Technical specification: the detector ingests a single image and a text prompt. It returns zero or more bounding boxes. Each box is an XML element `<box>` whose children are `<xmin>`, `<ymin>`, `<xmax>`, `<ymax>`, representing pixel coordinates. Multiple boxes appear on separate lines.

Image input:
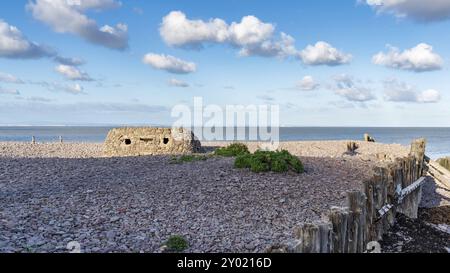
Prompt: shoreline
<box><xmin>0</xmin><ymin>140</ymin><xmax>410</xmax><ymax>159</ymax></box>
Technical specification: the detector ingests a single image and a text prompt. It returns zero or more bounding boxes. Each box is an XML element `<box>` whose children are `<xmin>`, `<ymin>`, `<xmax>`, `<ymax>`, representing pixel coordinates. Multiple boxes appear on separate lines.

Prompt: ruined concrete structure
<box><xmin>104</xmin><ymin>127</ymin><xmax>201</xmax><ymax>157</ymax></box>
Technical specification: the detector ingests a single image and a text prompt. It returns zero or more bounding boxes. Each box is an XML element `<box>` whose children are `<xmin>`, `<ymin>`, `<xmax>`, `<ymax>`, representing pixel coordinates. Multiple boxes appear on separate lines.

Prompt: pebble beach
<box><xmin>0</xmin><ymin>140</ymin><xmax>440</xmax><ymax>253</ymax></box>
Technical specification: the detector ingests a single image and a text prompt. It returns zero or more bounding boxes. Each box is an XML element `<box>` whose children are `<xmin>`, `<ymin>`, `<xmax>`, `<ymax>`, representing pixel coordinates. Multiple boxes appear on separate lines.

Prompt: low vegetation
<box><xmin>165</xmin><ymin>235</ymin><xmax>189</xmax><ymax>252</ymax></box>
<box><xmin>172</xmin><ymin>143</ymin><xmax>304</xmax><ymax>175</ymax></box>
<box><xmin>437</xmin><ymin>157</ymin><xmax>450</xmax><ymax>171</ymax></box>
<box><xmin>214</xmin><ymin>143</ymin><xmax>250</xmax><ymax>157</ymax></box>
<box><xmin>170</xmin><ymin>154</ymin><xmax>209</xmax><ymax>164</ymax></box>
<box><xmin>235</xmin><ymin>150</ymin><xmax>304</xmax><ymax>173</ymax></box>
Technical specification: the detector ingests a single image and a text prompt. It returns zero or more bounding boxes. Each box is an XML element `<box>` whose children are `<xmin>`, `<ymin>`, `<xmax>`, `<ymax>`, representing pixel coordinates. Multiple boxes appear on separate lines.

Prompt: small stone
<box><xmin>110</xmin><ymin>217</ymin><xmax>120</xmax><ymax>223</ymax></box>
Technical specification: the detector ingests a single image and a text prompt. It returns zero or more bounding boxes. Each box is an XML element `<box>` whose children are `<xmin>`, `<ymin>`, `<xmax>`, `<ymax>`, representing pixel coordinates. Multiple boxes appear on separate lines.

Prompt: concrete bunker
<box><xmin>104</xmin><ymin>127</ymin><xmax>201</xmax><ymax>157</ymax></box>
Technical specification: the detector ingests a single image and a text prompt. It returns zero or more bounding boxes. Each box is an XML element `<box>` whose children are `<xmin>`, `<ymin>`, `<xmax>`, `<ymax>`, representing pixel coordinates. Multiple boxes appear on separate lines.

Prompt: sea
<box><xmin>0</xmin><ymin>126</ymin><xmax>449</xmax><ymax>159</ymax></box>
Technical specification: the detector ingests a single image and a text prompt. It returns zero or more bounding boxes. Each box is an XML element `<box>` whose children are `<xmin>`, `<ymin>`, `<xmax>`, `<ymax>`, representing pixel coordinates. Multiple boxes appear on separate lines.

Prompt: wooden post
<box><xmin>410</xmin><ymin>138</ymin><xmax>426</xmax><ymax>178</ymax></box>
<box><xmin>328</xmin><ymin>207</ymin><xmax>349</xmax><ymax>253</ymax></box>
<box><xmin>59</xmin><ymin>136</ymin><xmax>63</xmax><ymax>143</ymax></box>
<box><xmin>294</xmin><ymin>222</ymin><xmax>332</xmax><ymax>253</ymax></box>
<box><xmin>346</xmin><ymin>191</ymin><xmax>367</xmax><ymax>253</ymax></box>
<box><xmin>364</xmin><ymin>133</ymin><xmax>375</xmax><ymax>142</ymax></box>
<box><xmin>31</xmin><ymin>136</ymin><xmax>36</xmax><ymax>144</ymax></box>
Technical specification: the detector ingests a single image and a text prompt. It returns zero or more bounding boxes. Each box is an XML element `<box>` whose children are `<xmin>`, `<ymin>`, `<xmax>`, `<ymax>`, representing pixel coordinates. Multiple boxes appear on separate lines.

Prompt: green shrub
<box><xmin>437</xmin><ymin>157</ymin><xmax>450</xmax><ymax>171</ymax></box>
<box><xmin>170</xmin><ymin>154</ymin><xmax>208</xmax><ymax>164</ymax></box>
<box><xmin>234</xmin><ymin>150</ymin><xmax>304</xmax><ymax>174</ymax></box>
<box><xmin>214</xmin><ymin>143</ymin><xmax>250</xmax><ymax>157</ymax></box>
<box><xmin>165</xmin><ymin>235</ymin><xmax>188</xmax><ymax>252</ymax></box>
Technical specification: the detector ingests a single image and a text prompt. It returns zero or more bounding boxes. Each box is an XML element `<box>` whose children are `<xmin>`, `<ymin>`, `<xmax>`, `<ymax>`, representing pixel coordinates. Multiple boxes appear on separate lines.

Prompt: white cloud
<box><xmin>417</xmin><ymin>89</ymin><xmax>441</xmax><ymax>103</ymax></box>
<box><xmin>52</xmin><ymin>83</ymin><xmax>85</xmax><ymax>95</ymax></box>
<box><xmin>55</xmin><ymin>64</ymin><xmax>93</xmax><ymax>81</ymax></box>
<box><xmin>228</xmin><ymin>15</ymin><xmax>275</xmax><ymax>46</ymax></box>
<box><xmin>0</xmin><ymin>72</ymin><xmax>24</xmax><ymax>84</ymax></box>
<box><xmin>143</xmin><ymin>53</ymin><xmax>197</xmax><ymax>74</ymax></box>
<box><xmin>159</xmin><ymin>11</ymin><xmax>354</xmax><ymax>63</ymax></box>
<box><xmin>53</xmin><ymin>56</ymin><xmax>85</xmax><ymax>66</ymax></box>
<box><xmin>364</xmin><ymin>0</ymin><xmax>450</xmax><ymax>22</ymax></box>
<box><xmin>168</xmin><ymin>78</ymin><xmax>189</xmax><ymax>88</ymax></box>
<box><xmin>332</xmin><ymin>74</ymin><xmax>376</xmax><ymax>102</ymax></box>
<box><xmin>27</xmin><ymin>0</ymin><xmax>128</xmax><ymax>50</ymax></box>
<box><xmin>383</xmin><ymin>78</ymin><xmax>441</xmax><ymax>103</ymax></box>
<box><xmin>0</xmin><ymin>19</ymin><xmax>86</xmax><ymax>67</ymax></box>
<box><xmin>238</xmin><ymin>32</ymin><xmax>298</xmax><ymax>58</ymax></box>
<box><xmin>296</xmin><ymin>76</ymin><xmax>320</xmax><ymax>91</ymax></box>
<box><xmin>0</xmin><ymin>87</ymin><xmax>20</xmax><ymax>95</ymax></box>
<box><xmin>33</xmin><ymin>81</ymin><xmax>86</xmax><ymax>95</ymax></box>
<box><xmin>0</xmin><ymin>19</ymin><xmax>53</xmax><ymax>59</ymax></box>
<box><xmin>159</xmin><ymin>11</ymin><xmax>300</xmax><ymax>59</ymax></box>
<box><xmin>373</xmin><ymin>43</ymin><xmax>443</xmax><ymax>72</ymax></box>
<box><xmin>299</xmin><ymin>42</ymin><xmax>352</xmax><ymax>66</ymax></box>
<box><xmin>160</xmin><ymin>11</ymin><xmax>229</xmax><ymax>48</ymax></box>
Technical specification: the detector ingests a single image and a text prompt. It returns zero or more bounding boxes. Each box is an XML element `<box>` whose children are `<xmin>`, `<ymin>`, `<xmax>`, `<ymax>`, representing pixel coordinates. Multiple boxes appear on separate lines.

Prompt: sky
<box><xmin>0</xmin><ymin>0</ymin><xmax>450</xmax><ymax>126</ymax></box>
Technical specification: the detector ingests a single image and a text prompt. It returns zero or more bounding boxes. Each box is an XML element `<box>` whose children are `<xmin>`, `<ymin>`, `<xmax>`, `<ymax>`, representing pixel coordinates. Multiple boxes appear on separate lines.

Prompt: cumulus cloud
<box><xmin>299</xmin><ymin>42</ymin><xmax>352</xmax><ymax>66</ymax></box>
<box><xmin>55</xmin><ymin>64</ymin><xmax>93</xmax><ymax>81</ymax></box>
<box><xmin>159</xmin><ymin>11</ymin><xmax>300</xmax><ymax>59</ymax></box>
<box><xmin>160</xmin><ymin>11</ymin><xmax>230</xmax><ymax>48</ymax></box>
<box><xmin>331</xmin><ymin>74</ymin><xmax>376</xmax><ymax>102</ymax></box>
<box><xmin>159</xmin><ymin>11</ymin><xmax>353</xmax><ymax>63</ymax></box>
<box><xmin>27</xmin><ymin>0</ymin><xmax>128</xmax><ymax>50</ymax></box>
<box><xmin>168</xmin><ymin>78</ymin><xmax>189</xmax><ymax>88</ymax></box>
<box><xmin>0</xmin><ymin>19</ymin><xmax>86</xmax><ymax>68</ymax></box>
<box><xmin>0</xmin><ymin>72</ymin><xmax>24</xmax><ymax>84</ymax></box>
<box><xmin>143</xmin><ymin>53</ymin><xmax>197</xmax><ymax>74</ymax></box>
<box><xmin>373</xmin><ymin>43</ymin><xmax>443</xmax><ymax>72</ymax></box>
<box><xmin>297</xmin><ymin>76</ymin><xmax>320</xmax><ymax>91</ymax></box>
<box><xmin>363</xmin><ymin>0</ymin><xmax>450</xmax><ymax>22</ymax></box>
<box><xmin>238</xmin><ymin>32</ymin><xmax>298</xmax><ymax>58</ymax></box>
<box><xmin>383</xmin><ymin>78</ymin><xmax>441</xmax><ymax>103</ymax></box>
<box><xmin>0</xmin><ymin>86</ymin><xmax>20</xmax><ymax>95</ymax></box>
<box><xmin>0</xmin><ymin>19</ymin><xmax>53</xmax><ymax>59</ymax></box>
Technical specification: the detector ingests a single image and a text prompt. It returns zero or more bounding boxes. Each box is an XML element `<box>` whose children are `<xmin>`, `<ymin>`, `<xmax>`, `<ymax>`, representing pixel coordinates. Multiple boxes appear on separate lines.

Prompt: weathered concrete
<box><xmin>104</xmin><ymin>127</ymin><xmax>201</xmax><ymax>157</ymax></box>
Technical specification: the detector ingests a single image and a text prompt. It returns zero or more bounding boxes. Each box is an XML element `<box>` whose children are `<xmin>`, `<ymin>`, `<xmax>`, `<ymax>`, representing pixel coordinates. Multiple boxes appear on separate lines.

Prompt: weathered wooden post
<box><xmin>31</xmin><ymin>136</ymin><xmax>36</xmax><ymax>144</ymax></box>
<box><xmin>410</xmin><ymin>138</ymin><xmax>426</xmax><ymax>177</ymax></box>
<box><xmin>59</xmin><ymin>136</ymin><xmax>63</xmax><ymax>143</ymax></box>
<box><xmin>364</xmin><ymin>133</ymin><xmax>375</xmax><ymax>142</ymax></box>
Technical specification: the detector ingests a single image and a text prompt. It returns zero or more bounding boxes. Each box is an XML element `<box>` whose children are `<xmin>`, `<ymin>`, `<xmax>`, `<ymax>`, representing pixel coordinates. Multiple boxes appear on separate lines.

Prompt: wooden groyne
<box><xmin>427</xmin><ymin>159</ymin><xmax>450</xmax><ymax>190</ymax></box>
<box><xmin>275</xmin><ymin>139</ymin><xmax>427</xmax><ymax>253</ymax></box>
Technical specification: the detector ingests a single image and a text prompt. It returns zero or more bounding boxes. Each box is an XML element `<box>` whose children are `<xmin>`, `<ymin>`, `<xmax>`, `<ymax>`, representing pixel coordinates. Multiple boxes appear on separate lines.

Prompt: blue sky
<box><xmin>0</xmin><ymin>0</ymin><xmax>450</xmax><ymax>126</ymax></box>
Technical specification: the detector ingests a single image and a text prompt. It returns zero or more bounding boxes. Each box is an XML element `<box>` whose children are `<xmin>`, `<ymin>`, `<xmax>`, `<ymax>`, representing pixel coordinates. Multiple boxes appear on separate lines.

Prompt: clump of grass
<box><xmin>437</xmin><ymin>157</ymin><xmax>450</xmax><ymax>171</ymax></box>
<box><xmin>235</xmin><ymin>150</ymin><xmax>304</xmax><ymax>174</ymax></box>
<box><xmin>214</xmin><ymin>143</ymin><xmax>250</xmax><ymax>157</ymax></box>
<box><xmin>165</xmin><ymin>235</ymin><xmax>188</xmax><ymax>252</ymax></box>
<box><xmin>170</xmin><ymin>154</ymin><xmax>209</xmax><ymax>164</ymax></box>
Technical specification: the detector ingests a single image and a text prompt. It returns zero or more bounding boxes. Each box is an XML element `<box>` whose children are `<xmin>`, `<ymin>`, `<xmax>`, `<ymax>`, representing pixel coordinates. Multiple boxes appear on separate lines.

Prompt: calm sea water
<box><xmin>0</xmin><ymin>126</ymin><xmax>449</xmax><ymax>159</ymax></box>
